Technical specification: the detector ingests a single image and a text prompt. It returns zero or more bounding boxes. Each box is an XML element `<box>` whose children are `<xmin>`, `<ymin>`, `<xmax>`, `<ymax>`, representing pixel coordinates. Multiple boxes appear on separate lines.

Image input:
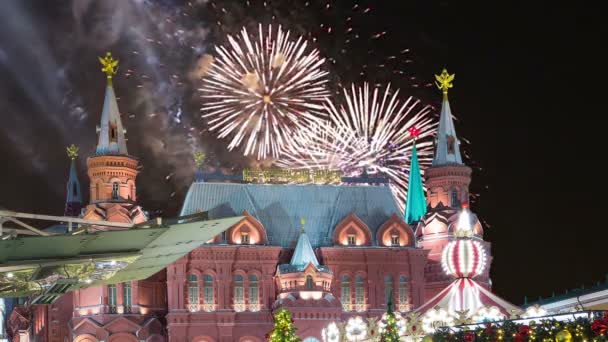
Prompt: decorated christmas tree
<box><xmin>380</xmin><ymin>296</ymin><xmax>401</xmax><ymax>342</ymax></box>
<box><xmin>267</xmin><ymin>309</ymin><xmax>302</xmax><ymax>342</ymax></box>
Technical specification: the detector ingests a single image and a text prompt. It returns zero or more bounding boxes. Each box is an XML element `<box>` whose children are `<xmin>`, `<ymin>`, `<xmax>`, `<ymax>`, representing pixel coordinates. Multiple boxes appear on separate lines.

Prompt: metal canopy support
<box><xmin>0</xmin><ymin>210</ymin><xmax>134</xmax><ymax>233</ymax></box>
<box><xmin>6</xmin><ymin>218</ymin><xmax>49</xmax><ymax>236</ymax></box>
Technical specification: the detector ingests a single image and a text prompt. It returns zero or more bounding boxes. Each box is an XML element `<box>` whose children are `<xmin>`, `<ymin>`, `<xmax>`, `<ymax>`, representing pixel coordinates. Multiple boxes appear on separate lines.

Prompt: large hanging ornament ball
<box><xmin>555</xmin><ymin>329</ymin><xmax>572</xmax><ymax>342</ymax></box>
<box><xmin>441</xmin><ymin>239</ymin><xmax>487</xmax><ymax>278</ymax></box>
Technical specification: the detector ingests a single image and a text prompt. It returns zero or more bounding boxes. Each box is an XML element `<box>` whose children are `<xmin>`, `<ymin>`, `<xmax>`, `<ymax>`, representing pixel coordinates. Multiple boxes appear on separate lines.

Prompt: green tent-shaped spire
<box><xmin>404</xmin><ymin>143</ymin><xmax>427</xmax><ymax>224</ymax></box>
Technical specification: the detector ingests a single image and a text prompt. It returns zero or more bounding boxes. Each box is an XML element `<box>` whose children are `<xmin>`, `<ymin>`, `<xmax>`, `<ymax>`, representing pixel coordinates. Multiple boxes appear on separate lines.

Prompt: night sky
<box><xmin>0</xmin><ymin>1</ymin><xmax>603</xmax><ymax>305</ymax></box>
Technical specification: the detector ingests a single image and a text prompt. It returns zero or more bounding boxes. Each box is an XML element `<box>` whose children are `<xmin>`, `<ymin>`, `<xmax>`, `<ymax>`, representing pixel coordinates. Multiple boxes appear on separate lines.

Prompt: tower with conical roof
<box><xmin>82</xmin><ymin>52</ymin><xmax>147</xmax><ymax>225</ymax></box>
<box><xmin>415</xmin><ymin>69</ymin><xmax>489</xmax><ymax>301</ymax></box>
<box><xmin>64</xmin><ymin>144</ymin><xmax>83</xmax><ymax>217</ymax></box>
<box><xmin>274</xmin><ymin>219</ymin><xmax>341</xmax><ymax>331</ymax></box>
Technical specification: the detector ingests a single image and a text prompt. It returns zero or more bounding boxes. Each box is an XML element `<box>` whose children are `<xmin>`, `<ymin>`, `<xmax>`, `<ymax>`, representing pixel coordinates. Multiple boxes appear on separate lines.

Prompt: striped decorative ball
<box><xmin>441</xmin><ymin>239</ymin><xmax>486</xmax><ymax>278</ymax></box>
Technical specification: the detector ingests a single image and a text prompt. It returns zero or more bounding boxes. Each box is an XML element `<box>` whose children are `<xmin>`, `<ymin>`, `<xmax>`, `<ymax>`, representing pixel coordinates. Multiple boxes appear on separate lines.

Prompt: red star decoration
<box><xmin>408</xmin><ymin>126</ymin><xmax>421</xmax><ymax>138</ymax></box>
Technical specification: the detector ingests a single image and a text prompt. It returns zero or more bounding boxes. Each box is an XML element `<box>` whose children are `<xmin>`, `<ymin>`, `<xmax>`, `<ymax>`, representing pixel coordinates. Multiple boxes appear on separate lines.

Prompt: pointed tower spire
<box><xmin>96</xmin><ymin>52</ymin><xmax>128</xmax><ymax>155</ymax></box>
<box><xmin>65</xmin><ymin>145</ymin><xmax>82</xmax><ymax>217</ymax></box>
<box><xmin>433</xmin><ymin>68</ymin><xmax>463</xmax><ymax>166</ymax></box>
<box><xmin>404</xmin><ymin>127</ymin><xmax>427</xmax><ymax>224</ymax></box>
<box><xmin>290</xmin><ymin>218</ymin><xmax>320</xmax><ymax>267</ymax></box>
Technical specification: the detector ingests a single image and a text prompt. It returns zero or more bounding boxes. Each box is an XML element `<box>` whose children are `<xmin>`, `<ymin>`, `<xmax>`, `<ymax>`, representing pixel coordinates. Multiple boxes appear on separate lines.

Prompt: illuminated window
<box><xmin>384</xmin><ymin>276</ymin><xmax>393</xmax><ymax>305</ymax></box>
<box><xmin>123</xmin><ymin>282</ymin><xmax>132</xmax><ymax>312</ymax></box>
<box><xmin>398</xmin><ymin>276</ymin><xmax>408</xmax><ymax>305</ymax></box>
<box><xmin>203</xmin><ymin>275</ymin><xmax>213</xmax><ymax>306</ymax></box>
<box><xmin>305</xmin><ymin>275</ymin><xmax>314</xmax><ymax>289</ymax></box>
<box><xmin>347</xmin><ymin>234</ymin><xmax>356</xmax><ymax>246</ymax></box>
<box><xmin>108</xmin><ymin>284</ymin><xmax>117</xmax><ymax>312</ymax></box>
<box><xmin>112</xmin><ymin>182</ymin><xmax>119</xmax><ymax>200</ymax></box>
<box><xmin>249</xmin><ymin>275</ymin><xmax>259</xmax><ymax>306</ymax></box>
<box><xmin>341</xmin><ymin>276</ymin><xmax>351</xmax><ymax>310</ymax></box>
<box><xmin>241</xmin><ymin>232</ymin><xmax>250</xmax><ymax>244</ymax></box>
<box><xmin>355</xmin><ymin>276</ymin><xmax>365</xmax><ymax>306</ymax></box>
<box><xmin>391</xmin><ymin>234</ymin><xmax>400</xmax><ymax>246</ymax></box>
<box><xmin>450</xmin><ymin>190</ymin><xmax>459</xmax><ymax>208</ymax></box>
<box><xmin>188</xmin><ymin>274</ymin><xmax>199</xmax><ymax>308</ymax></box>
<box><xmin>234</xmin><ymin>275</ymin><xmax>244</xmax><ymax>306</ymax></box>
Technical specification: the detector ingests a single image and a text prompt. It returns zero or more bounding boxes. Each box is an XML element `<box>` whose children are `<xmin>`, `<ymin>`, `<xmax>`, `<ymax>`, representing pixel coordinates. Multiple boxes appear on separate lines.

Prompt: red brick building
<box><xmin>4</xmin><ymin>65</ymin><xmax>491</xmax><ymax>342</ymax></box>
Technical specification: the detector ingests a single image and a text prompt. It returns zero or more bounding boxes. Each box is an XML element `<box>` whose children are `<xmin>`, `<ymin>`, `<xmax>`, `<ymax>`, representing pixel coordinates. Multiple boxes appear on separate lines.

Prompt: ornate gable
<box><xmin>226</xmin><ymin>210</ymin><xmax>268</xmax><ymax>245</ymax></box>
<box><xmin>333</xmin><ymin>212</ymin><xmax>372</xmax><ymax>246</ymax></box>
<box><xmin>376</xmin><ymin>214</ymin><xmax>415</xmax><ymax>247</ymax></box>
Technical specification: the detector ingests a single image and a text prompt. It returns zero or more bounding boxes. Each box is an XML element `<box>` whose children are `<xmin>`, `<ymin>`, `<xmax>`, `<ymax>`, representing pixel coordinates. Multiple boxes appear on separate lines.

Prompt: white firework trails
<box><xmin>279</xmin><ymin>83</ymin><xmax>437</xmax><ymax>211</ymax></box>
<box><xmin>199</xmin><ymin>24</ymin><xmax>330</xmax><ymax>159</ymax></box>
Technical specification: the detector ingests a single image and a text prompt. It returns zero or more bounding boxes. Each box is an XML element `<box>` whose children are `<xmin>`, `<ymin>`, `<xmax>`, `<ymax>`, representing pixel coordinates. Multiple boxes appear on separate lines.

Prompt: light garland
<box><xmin>473</xmin><ymin>306</ymin><xmax>506</xmax><ymax>323</ymax></box>
<box><xmin>322</xmin><ymin>322</ymin><xmax>340</xmax><ymax>342</ymax></box>
<box><xmin>522</xmin><ymin>305</ymin><xmax>548</xmax><ymax>318</ymax></box>
<box><xmin>346</xmin><ymin>316</ymin><xmax>367</xmax><ymax>341</ymax></box>
<box><xmin>421</xmin><ymin>307</ymin><xmax>455</xmax><ymax>333</ymax></box>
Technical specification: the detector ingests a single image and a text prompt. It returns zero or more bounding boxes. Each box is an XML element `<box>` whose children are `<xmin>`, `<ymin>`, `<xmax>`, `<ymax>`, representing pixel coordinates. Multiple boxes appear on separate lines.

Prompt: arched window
<box><xmin>123</xmin><ymin>282</ymin><xmax>132</xmax><ymax>312</ymax></box>
<box><xmin>450</xmin><ymin>190</ymin><xmax>459</xmax><ymax>208</ymax></box>
<box><xmin>355</xmin><ymin>276</ymin><xmax>365</xmax><ymax>310</ymax></box>
<box><xmin>72</xmin><ymin>184</ymin><xmax>78</xmax><ymax>197</ymax></box>
<box><xmin>203</xmin><ymin>275</ymin><xmax>213</xmax><ymax>309</ymax></box>
<box><xmin>305</xmin><ymin>275</ymin><xmax>314</xmax><ymax>289</ymax></box>
<box><xmin>108</xmin><ymin>284</ymin><xmax>117</xmax><ymax>313</ymax></box>
<box><xmin>187</xmin><ymin>275</ymin><xmax>199</xmax><ymax>312</ymax></box>
<box><xmin>384</xmin><ymin>276</ymin><xmax>394</xmax><ymax>305</ymax></box>
<box><xmin>95</xmin><ymin>183</ymin><xmax>100</xmax><ymax>201</ymax></box>
<box><xmin>398</xmin><ymin>276</ymin><xmax>408</xmax><ymax>307</ymax></box>
<box><xmin>129</xmin><ymin>184</ymin><xmax>134</xmax><ymax>200</ymax></box>
<box><xmin>341</xmin><ymin>276</ymin><xmax>351</xmax><ymax>311</ymax></box>
<box><xmin>249</xmin><ymin>275</ymin><xmax>259</xmax><ymax>311</ymax></box>
<box><xmin>234</xmin><ymin>275</ymin><xmax>244</xmax><ymax>311</ymax></box>
<box><xmin>112</xmin><ymin>182</ymin><xmax>119</xmax><ymax>200</ymax></box>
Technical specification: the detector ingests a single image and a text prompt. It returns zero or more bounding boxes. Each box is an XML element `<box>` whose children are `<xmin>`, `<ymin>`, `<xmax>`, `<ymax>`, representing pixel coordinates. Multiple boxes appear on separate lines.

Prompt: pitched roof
<box><xmin>180</xmin><ymin>182</ymin><xmax>399</xmax><ymax>247</ymax></box>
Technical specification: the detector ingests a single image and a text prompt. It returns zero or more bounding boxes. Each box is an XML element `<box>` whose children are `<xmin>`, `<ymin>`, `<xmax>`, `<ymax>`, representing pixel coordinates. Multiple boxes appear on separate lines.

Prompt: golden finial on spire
<box><xmin>99</xmin><ymin>52</ymin><xmax>119</xmax><ymax>83</ymax></box>
<box><xmin>194</xmin><ymin>151</ymin><xmax>206</xmax><ymax>168</ymax></box>
<box><xmin>300</xmin><ymin>217</ymin><xmax>306</xmax><ymax>233</ymax></box>
<box><xmin>66</xmin><ymin>144</ymin><xmax>79</xmax><ymax>160</ymax></box>
<box><xmin>435</xmin><ymin>68</ymin><xmax>455</xmax><ymax>96</ymax></box>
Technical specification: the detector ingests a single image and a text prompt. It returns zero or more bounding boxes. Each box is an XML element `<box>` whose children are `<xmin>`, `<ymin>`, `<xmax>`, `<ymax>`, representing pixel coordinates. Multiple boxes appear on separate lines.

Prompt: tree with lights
<box><xmin>380</xmin><ymin>295</ymin><xmax>400</xmax><ymax>342</ymax></box>
<box><xmin>267</xmin><ymin>309</ymin><xmax>301</xmax><ymax>342</ymax></box>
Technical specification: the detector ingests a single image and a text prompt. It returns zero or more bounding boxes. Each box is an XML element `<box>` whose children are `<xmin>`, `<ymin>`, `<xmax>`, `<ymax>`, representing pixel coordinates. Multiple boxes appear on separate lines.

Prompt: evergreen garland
<box><xmin>429</xmin><ymin>313</ymin><xmax>608</xmax><ymax>342</ymax></box>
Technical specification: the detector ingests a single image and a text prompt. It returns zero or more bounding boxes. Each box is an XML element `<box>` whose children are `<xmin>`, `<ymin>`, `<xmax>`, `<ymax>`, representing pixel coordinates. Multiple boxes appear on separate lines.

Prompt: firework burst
<box><xmin>199</xmin><ymin>24</ymin><xmax>330</xmax><ymax>159</ymax></box>
<box><xmin>278</xmin><ymin>83</ymin><xmax>437</xmax><ymax>211</ymax></box>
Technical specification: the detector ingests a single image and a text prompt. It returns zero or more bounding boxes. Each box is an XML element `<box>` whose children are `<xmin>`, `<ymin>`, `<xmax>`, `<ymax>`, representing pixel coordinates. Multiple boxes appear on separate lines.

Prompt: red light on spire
<box><xmin>461</xmin><ymin>202</ymin><xmax>469</xmax><ymax>209</ymax></box>
<box><xmin>408</xmin><ymin>126</ymin><xmax>421</xmax><ymax>138</ymax></box>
